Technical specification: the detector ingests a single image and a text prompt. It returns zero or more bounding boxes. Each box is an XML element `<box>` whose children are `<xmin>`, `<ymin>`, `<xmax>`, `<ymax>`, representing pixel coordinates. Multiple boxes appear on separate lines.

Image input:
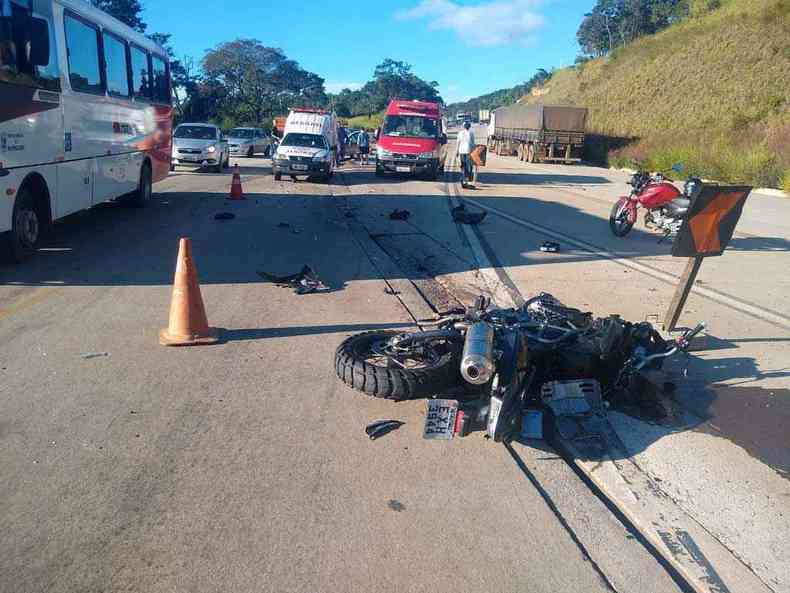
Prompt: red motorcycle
<box><xmin>609</xmin><ymin>168</ymin><xmax>702</xmax><ymax>238</ymax></box>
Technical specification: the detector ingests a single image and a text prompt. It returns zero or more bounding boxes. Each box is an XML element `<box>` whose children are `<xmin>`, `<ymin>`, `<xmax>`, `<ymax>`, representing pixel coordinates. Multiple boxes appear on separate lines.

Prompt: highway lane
<box><xmin>0</xmin><ymin>155</ymin><xmax>687</xmax><ymax>593</ymax></box>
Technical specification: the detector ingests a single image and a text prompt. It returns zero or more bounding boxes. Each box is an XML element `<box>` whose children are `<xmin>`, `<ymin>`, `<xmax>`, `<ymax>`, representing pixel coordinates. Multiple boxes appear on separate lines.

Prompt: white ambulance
<box><xmin>272</xmin><ymin>109</ymin><xmax>337</xmax><ymax>183</ymax></box>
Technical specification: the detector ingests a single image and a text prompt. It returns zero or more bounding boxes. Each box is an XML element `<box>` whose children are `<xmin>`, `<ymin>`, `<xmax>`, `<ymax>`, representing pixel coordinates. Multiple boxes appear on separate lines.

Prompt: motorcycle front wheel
<box><xmin>335</xmin><ymin>331</ymin><xmax>461</xmax><ymax>400</ymax></box>
<box><xmin>609</xmin><ymin>198</ymin><xmax>635</xmax><ymax>237</ymax></box>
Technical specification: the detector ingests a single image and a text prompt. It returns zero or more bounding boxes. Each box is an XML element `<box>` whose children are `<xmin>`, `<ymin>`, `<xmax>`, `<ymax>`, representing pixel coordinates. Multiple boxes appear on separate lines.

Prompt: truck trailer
<box><xmin>489</xmin><ymin>104</ymin><xmax>587</xmax><ymax>164</ymax></box>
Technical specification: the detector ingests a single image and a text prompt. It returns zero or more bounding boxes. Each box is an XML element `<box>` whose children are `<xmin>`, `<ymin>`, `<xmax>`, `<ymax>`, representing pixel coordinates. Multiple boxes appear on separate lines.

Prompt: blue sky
<box><xmin>142</xmin><ymin>0</ymin><xmax>593</xmax><ymax>104</ymax></box>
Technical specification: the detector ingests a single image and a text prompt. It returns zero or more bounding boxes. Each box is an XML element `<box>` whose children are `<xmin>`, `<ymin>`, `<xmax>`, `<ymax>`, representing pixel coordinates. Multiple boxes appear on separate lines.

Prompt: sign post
<box><xmin>663</xmin><ymin>184</ymin><xmax>751</xmax><ymax>332</ymax></box>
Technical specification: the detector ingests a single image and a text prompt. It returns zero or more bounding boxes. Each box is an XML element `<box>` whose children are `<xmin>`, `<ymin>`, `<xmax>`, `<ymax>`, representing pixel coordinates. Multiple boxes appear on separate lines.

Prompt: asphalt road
<box><xmin>4</xmin><ymin>139</ymin><xmax>786</xmax><ymax>593</ymax></box>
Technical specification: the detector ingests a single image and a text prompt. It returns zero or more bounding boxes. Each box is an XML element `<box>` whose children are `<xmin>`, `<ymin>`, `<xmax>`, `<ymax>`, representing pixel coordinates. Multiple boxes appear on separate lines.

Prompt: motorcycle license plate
<box><xmin>423</xmin><ymin>399</ymin><xmax>458</xmax><ymax>440</ymax></box>
<box><xmin>292</xmin><ymin>164</ymin><xmax>308</xmax><ymax>171</ymax></box>
<box><xmin>396</xmin><ymin>166</ymin><xmax>411</xmax><ymax>173</ymax></box>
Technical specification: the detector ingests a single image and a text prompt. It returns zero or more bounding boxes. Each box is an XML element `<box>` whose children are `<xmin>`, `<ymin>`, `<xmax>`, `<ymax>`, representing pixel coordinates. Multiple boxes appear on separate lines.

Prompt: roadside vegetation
<box><xmin>347</xmin><ymin>113</ymin><xmax>384</xmax><ymax>130</ymax></box>
<box><xmin>526</xmin><ymin>0</ymin><xmax>790</xmax><ymax>188</ymax></box>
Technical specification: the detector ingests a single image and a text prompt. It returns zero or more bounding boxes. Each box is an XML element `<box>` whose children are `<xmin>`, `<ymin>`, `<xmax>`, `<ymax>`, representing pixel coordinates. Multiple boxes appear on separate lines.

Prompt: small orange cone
<box><xmin>159</xmin><ymin>238</ymin><xmax>219</xmax><ymax>346</ymax></box>
<box><xmin>229</xmin><ymin>164</ymin><xmax>245</xmax><ymax>200</ymax></box>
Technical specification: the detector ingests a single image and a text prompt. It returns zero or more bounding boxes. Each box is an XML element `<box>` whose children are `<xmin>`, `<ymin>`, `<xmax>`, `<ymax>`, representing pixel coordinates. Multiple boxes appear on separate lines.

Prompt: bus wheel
<box><xmin>7</xmin><ymin>188</ymin><xmax>42</xmax><ymax>262</ymax></box>
<box><xmin>125</xmin><ymin>163</ymin><xmax>152</xmax><ymax>208</ymax></box>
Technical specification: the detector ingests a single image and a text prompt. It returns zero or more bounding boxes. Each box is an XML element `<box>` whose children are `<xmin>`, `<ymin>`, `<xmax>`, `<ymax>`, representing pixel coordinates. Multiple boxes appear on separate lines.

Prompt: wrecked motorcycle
<box><xmin>335</xmin><ymin>293</ymin><xmax>704</xmax><ymax>442</ymax></box>
<box><xmin>609</xmin><ymin>166</ymin><xmax>703</xmax><ymax>239</ymax></box>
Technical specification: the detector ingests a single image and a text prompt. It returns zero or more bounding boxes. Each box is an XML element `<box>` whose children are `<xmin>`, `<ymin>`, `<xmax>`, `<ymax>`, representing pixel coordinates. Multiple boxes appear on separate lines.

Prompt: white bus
<box><xmin>0</xmin><ymin>0</ymin><xmax>173</xmax><ymax>261</ymax></box>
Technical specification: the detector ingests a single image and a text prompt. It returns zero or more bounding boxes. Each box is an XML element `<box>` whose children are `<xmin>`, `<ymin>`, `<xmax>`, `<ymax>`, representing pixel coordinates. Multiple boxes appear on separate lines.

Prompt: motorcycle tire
<box><xmin>609</xmin><ymin>199</ymin><xmax>635</xmax><ymax>237</ymax></box>
<box><xmin>335</xmin><ymin>331</ymin><xmax>461</xmax><ymax>400</ymax></box>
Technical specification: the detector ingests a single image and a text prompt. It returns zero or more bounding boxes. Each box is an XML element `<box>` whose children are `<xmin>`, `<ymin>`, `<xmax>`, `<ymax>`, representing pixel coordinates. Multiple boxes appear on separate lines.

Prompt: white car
<box><xmin>171</xmin><ymin>123</ymin><xmax>229</xmax><ymax>173</ymax></box>
<box><xmin>227</xmin><ymin>127</ymin><xmax>274</xmax><ymax>158</ymax></box>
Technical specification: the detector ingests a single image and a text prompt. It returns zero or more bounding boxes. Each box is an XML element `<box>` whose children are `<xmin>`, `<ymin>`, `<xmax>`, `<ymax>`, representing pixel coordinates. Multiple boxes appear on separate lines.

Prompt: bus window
<box><xmin>0</xmin><ymin>2</ymin><xmax>59</xmax><ymax>90</ymax></box>
<box><xmin>64</xmin><ymin>13</ymin><xmax>102</xmax><ymax>94</ymax></box>
<box><xmin>103</xmin><ymin>32</ymin><xmax>129</xmax><ymax>97</ymax></box>
<box><xmin>151</xmin><ymin>54</ymin><xmax>169</xmax><ymax>104</ymax></box>
<box><xmin>129</xmin><ymin>44</ymin><xmax>150</xmax><ymax>99</ymax></box>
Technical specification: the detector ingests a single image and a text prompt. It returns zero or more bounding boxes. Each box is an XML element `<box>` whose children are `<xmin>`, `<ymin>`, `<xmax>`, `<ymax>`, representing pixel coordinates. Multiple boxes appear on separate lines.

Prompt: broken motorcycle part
<box><xmin>388</xmin><ymin>209</ymin><xmax>411</xmax><ymax>221</ymax></box>
<box><xmin>365</xmin><ymin>420</ymin><xmax>405</xmax><ymax>440</ymax></box>
<box><xmin>451</xmin><ymin>204</ymin><xmax>487</xmax><ymax>225</ymax></box>
<box><xmin>335</xmin><ymin>331</ymin><xmax>461</xmax><ymax>400</ymax></box>
<box><xmin>257</xmin><ymin>265</ymin><xmax>329</xmax><ymax>295</ymax></box>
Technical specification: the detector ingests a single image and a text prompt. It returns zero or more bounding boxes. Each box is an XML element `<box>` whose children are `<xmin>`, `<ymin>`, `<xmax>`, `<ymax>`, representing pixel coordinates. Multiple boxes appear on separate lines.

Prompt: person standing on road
<box><xmin>457</xmin><ymin>121</ymin><xmax>476</xmax><ymax>187</ymax></box>
<box><xmin>357</xmin><ymin>130</ymin><xmax>370</xmax><ymax>165</ymax></box>
<box><xmin>337</xmin><ymin>127</ymin><xmax>348</xmax><ymax>166</ymax></box>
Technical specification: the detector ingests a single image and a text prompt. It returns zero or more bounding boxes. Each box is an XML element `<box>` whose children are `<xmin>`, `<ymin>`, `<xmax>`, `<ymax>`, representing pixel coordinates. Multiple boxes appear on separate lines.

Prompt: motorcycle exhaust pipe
<box><xmin>460</xmin><ymin>322</ymin><xmax>495</xmax><ymax>385</ymax></box>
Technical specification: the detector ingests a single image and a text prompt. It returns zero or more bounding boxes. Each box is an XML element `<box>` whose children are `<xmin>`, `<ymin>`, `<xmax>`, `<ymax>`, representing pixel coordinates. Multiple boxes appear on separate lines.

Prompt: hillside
<box><xmin>521</xmin><ymin>0</ymin><xmax>790</xmax><ymax>190</ymax></box>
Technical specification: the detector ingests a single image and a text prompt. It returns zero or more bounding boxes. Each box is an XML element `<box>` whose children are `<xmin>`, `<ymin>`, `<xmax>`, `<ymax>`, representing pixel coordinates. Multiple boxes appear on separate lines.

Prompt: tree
<box><xmin>576</xmin><ymin>0</ymin><xmax>692</xmax><ymax>58</ymax></box>
<box><xmin>201</xmin><ymin>39</ymin><xmax>325</xmax><ymax>126</ymax></box>
<box><xmin>91</xmin><ymin>0</ymin><xmax>146</xmax><ymax>32</ymax></box>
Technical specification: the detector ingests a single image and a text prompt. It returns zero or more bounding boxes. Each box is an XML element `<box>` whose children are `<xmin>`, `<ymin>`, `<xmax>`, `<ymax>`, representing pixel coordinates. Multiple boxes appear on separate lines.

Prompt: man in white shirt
<box><xmin>456</xmin><ymin>121</ymin><xmax>476</xmax><ymax>187</ymax></box>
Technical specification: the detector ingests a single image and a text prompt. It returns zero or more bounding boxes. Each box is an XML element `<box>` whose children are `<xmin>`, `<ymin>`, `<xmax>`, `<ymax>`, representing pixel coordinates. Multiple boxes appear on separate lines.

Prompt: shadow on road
<box><xmin>0</xmin><ymin>185</ymin><xmax>671</xmax><ymax>287</ymax></box>
<box><xmin>221</xmin><ymin>322</ymin><xmax>413</xmax><ymax>342</ymax></box>
<box><xmin>727</xmin><ymin>236</ymin><xmax>790</xmax><ymax>252</ymax></box>
<box><xmin>477</xmin><ymin>172</ymin><xmax>612</xmax><ymax>186</ymax></box>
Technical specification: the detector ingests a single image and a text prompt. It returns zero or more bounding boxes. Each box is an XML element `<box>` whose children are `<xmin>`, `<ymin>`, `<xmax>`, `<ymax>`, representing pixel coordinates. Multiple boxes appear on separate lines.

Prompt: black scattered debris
<box><xmin>384</xmin><ymin>286</ymin><xmax>401</xmax><ymax>296</ymax></box>
<box><xmin>214</xmin><ymin>212</ymin><xmax>235</xmax><ymax>220</ymax></box>
<box><xmin>540</xmin><ymin>241</ymin><xmax>560</xmax><ymax>253</ymax></box>
<box><xmin>387</xmin><ymin>499</ymin><xmax>406</xmax><ymax>512</ymax></box>
<box><xmin>256</xmin><ymin>265</ymin><xmax>329</xmax><ymax>295</ymax></box>
<box><xmin>389</xmin><ymin>209</ymin><xmax>411</xmax><ymax>221</ymax></box>
<box><xmin>81</xmin><ymin>352</ymin><xmax>109</xmax><ymax>360</ymax></box>
<box><xmin>366</xmin><ymin>419</ymin><xmax>405</xmax><ymax>440</ymax></box>
<box><xmin>451</xmin><ymin>203</ymin><xmax>487</xmax><ymax>225</ymax></box>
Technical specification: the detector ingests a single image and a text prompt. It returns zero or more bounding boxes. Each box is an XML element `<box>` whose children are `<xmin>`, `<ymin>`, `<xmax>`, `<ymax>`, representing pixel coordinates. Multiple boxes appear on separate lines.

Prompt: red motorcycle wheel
<box><xmin>609</xmin><ymin>198</ymin><xmax>636</xmax><ymax>237</ymax></box>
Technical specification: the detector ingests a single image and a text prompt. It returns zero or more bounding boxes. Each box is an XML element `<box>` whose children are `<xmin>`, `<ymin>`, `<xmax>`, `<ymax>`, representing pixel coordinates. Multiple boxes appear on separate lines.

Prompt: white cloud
<box><xmin>325</xmin><ymin>82</ymin><xmax>364</xmax><ymax>94</ymax></box>
<box><xmin>398</xmin><ymin>0</ymin><xmax>544</xmax><ymax>47</ymax></box>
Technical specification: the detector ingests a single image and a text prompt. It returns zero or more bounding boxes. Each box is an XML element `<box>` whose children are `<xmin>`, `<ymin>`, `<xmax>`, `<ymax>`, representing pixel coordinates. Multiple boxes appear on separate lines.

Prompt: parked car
<box><xmin>171</xmin><ymin>123</ymin><xmax>229</xmax><ymax>173</ymax></box>
<box><xmin>272</xmin><ymin>109</ymin><xmax>338</xmax><ymax>182</ymax></box>
<box><xmin>227</xmin><ymin>127</ymin><xmax>274</xmax><ymax>158</ymax></box>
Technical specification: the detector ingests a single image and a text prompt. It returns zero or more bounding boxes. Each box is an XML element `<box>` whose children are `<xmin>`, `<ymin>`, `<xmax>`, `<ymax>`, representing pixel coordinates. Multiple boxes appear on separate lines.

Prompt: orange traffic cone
<box><xmin>159</xmin><ymin>238</ymin><xmax>219</xmax><ymax>346</ymax></box>
<box><xmin>229</xmin><ymin>164</ymin><xmax>245</xmax><ymax>200</ymax></box>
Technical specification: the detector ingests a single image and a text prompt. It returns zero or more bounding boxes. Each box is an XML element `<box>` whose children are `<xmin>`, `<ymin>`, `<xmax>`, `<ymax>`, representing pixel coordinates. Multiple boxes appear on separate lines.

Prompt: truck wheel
<box><xmin>6</xmin><ymin>187</ymin><xmax>45</xmax><ymax>262</ymax></box>
<box><xmin>375</xmin><ymin>166</ymin><xmax>384</xmax><ymax>177</ymax></box>
<box><xmin>274</xmin><ymin>172</ymin><xmax>282</xmax><ymax>181</ymax></box>
<box><xmin>123</xmin><ymin>162</ymin><xmax>152</xmax><ymax>208</ymax></box>
<box><xmin>335</xmin><ymin>331</ymin><xmax>461</xmax><ymax>400</ymax></box>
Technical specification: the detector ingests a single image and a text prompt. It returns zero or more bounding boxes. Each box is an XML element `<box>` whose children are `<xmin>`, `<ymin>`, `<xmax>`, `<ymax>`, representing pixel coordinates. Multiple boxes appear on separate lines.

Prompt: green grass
<box><xmin>524</xmin><ymin>0</ymin><xmax>790</xmax><ymax>188</ymax></box>
<box><xmin>782</xmin><ymin>169</ymin><xmax>790</xmax><ymax>194</ymax></box>
<box><xmin>347</xmin><ymin>113</ymin><xmax>384</xmax><ymax>130</ymax></box>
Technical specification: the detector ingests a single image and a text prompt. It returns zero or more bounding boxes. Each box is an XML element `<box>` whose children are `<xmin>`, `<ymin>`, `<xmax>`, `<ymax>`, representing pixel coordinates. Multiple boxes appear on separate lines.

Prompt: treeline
<box><xmin>576</xmin><ymin>0</ymin><xmax>723</xmax><ymax>60</ymax></box>
<box><xmin>92</xmin><ymin>2</ymin><xmax>441</xmax><ymax>129</ymax></box>
<box><xmin>445</xmin><ymin>69</ymin><xmax>551</xmax><ymax>117</ymax></box>
<box><xmin>327</xmin><ymin>59</ymin><xmax>442</xmax><ymax>118</ymax></box>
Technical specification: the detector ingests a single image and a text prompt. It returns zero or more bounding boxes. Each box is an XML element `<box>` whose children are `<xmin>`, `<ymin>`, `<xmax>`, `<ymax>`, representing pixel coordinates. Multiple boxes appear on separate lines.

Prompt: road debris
<box><xmin>337</xmin><ymin>291</ymin><xmax>704</xmax><ymax>443</ymax></box>
<box><xmin>81</xmin><ymin>352</ymin><xmax>109</xmax><ymax>360</ymax></box>
<box><xmin>451</xmin><ymin>204</ymin><xmax>487</xmax><ymax>225</ymax></box>
<box><xmin>365</xmin><ymin>420</ymin><xmax>405</xmax><ymax>440</ymax></box>
<box><xmin>387</xmin><ymin>499</ymin><xmax>406</xmax><ymax>512</ymax></box>
<box><xmin>257</xmin><ymin>265</ymin><xmax>329</xmax><ymax>295</ymax></box>
<box><xmin>214</xmin><ymin>212</ymin><xmax>235</xmax><ymax>220</ymax></box>
<box><xmin>540</xmin><ymin>241</ymin><xmax>560</xmax><ymax>253</ymax></box>
<box><xmin>389</xmin><ymin>209</ymin><xmax>411</xmax><ymax>221</ymax></box>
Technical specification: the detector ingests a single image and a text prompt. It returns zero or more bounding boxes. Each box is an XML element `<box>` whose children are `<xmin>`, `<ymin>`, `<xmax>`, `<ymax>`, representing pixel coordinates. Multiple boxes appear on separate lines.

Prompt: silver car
<box><xmin>171</xmin><ymin>123</ymin><xmax>229</xmax><ymax>173</ymax></box>
<box><xmin>227</xmin><ymin>127</ymin><xmax>274</xmax><ymax>158</ymax></box>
